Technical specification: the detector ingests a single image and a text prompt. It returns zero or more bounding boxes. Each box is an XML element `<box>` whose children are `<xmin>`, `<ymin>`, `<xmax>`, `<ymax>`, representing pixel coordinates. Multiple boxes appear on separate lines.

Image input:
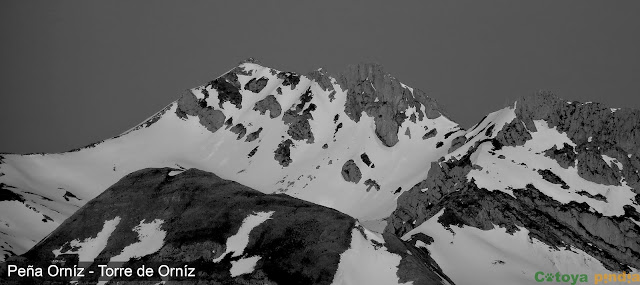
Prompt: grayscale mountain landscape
<box><xmin>1</xmin><ymin>59</ymin><xmax>639</xmax><ymax>284</ymax></box>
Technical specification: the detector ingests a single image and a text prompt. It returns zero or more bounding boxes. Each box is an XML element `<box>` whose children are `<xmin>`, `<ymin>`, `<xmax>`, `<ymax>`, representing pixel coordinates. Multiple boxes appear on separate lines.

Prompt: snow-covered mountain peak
<box><xmin>0</xmin><ymin>61</ymin><xmax>460</xmax><ymax>262</ymax></box>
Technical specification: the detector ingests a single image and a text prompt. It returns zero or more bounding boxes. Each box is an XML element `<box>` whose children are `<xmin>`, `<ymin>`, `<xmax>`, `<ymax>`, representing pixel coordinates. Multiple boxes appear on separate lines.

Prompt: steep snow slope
<box><xmin>392</xmin><ymin>94</ymin><xmax>640</xmax><ymax>283</ymax></box>
<box><xmin>0</xmin><ymin>60</ymin><xmax>458</xmax><ymax>260</ymax></box>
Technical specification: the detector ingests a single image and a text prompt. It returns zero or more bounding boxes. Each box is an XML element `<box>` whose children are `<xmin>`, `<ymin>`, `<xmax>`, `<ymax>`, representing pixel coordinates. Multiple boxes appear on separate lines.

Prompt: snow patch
<box><xmin>229</xmin><ymin>255</ymin><xmax>261</xmax><ymax>277</ymax></box>
<box><xmin>109</xmin><ymin>219</ymin><xmax>166</xmax><ymax>262</ymax></box>
<box><xmin>213</xmin><ymin>211</ymin><xmax>274</xmax><ymax>262</ymax></box>
<box><xmin>52</xmin><ymin>217</ymin><xmax>121</xmax><ymax>262</ymax></box>
<box><xmin>601</xmin><ymin>154</ymin><xmax>623</xmax><ymax>170</ymax></box>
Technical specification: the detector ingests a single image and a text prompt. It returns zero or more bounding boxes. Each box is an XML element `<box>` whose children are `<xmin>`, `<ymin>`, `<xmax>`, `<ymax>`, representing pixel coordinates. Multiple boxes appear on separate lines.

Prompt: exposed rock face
<box><xmin>515</xmin><ymin>92</ymin><xmax>640</xmax><ymax>192</ymax></box>
<box><xmin>422</xmin><ymin>129</ymin><xmax>437</xmax><ymax>140</ymax></box>
<box><xmin>282</xmin><ymin>88</ymin><xmax>315</xmax><ymax>143</ymax></box>
<box><xmin>360</xmin><ymin>153</ymin><xmax>374</xmax><ymax>168</ymax></box>
<box><xmin>244</xmin><ymin>77</ymin><xmax>269</xmax><ymax>93</ymax></box>
<box><xmin>305</xmin><ymin>69</ymin><xmax>334</xmax><ymax>92</ymax></box>
<box><xmin>175</xmin><ymin>91</ymin><xmax>226</xmax><ymax>133</ymax></box>
<box><xmin>392</xmin><ymin>141</ymin><xmax>640</xmax><ymax>271</ymax></box>
<box><xmin>205</xmin><ymin>67</ymin><xmax>247</xmax><ymax>110</ymax></box>
<box><xmin>229</xmin><ymin>123</ymin><xmax>247</xmax><ymax>140</ymax></box>
<box><xmin>8</xmin><ymin>168</ymin><xmax>357</xmax><ymax>284</ymax></box>
<box><xmin>447</xmin><ymin>136</ymin><xmax>466</xmax><ymax>153</ymax></box>
<box><xmin>337</xmin><ymin>63</ymin><xmax>444</xmax><ymax>147</ymax></box>
<box><xmin>391</xmin><ymin>92</ymin><xmax>640</xmax><ymax>273</ymax></box>
<box><xmin>248</xmin><ymin>146</ymin><xmax>259</xmax><ymax>158</ymax></box>
<box><xmin>381</xmin><ymin>231</ymin><xmax>455</xmax><ymax>285</ymax></box>
<box><xmin>537</xmin><ymin>169</ymin><xmax>570</xmax><ymax>189</ymax></box>
<box><xmin>0</xmin><ymin>184</ymin><xmax>23</xmax><ymax>202</ymax></box>
<box><xmin>277</xmin><ymin>72</ymin><xmax>300</xmax><ymax>90</ymax></box>
<box><xmin>364</xmin><ymin>179</ymin><xmax>381</xmax><ymax>192</ymax></box>
<box><xmin>253</xmin><ymin>95</ymin><xmax>282</xmax><ymax>118</ymax></box>
<box><xmin>493</xmin><ymin>119</ymin><xmax>532</xmax><ymax>147</ymax></box>
<box><xmin>245</xmin><ymin>127</ymin><xmax>263</xmax><ymax>143</ymax></box>
<box><xmin>544</xmin><ymin>143</ymin><xmax>577</xmax><ymax>168</ymax></box>
<box><xmin>274</xmin><ymin>139</ymin><xmax>294</xmax><ymax>167</ymax></box>
<box><xmin>341</xmin><ymin>160</ymin><xmax>362</xmax><ymax>183</ymax></box>
<box><xmin>576</xmin><ymin>143</ymin><xmax>623</xmax><ymax>186</ymax></box>
<box><xmin>2</xmin><ymin>168</ymin><xmax>453</xmax><ymax>285</ymax></box>
<box><xmin>62</xmin><ymin>191</ymin><xmax>80</xmax><ymax>202</ymax></box>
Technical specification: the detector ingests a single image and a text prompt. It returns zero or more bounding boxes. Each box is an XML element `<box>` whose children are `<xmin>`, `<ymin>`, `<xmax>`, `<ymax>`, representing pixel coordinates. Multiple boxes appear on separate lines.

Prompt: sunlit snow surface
<box><xmin>332</xmin><ymin>224</ymin><xmax>411</xmax><ymax>285</ymax></box>
<box><xmin>466</xmin><ymin>118</ymin><xmax>638</xmax><ymax>216</ymax></box>
<box><xmin>213</xmin><ymin>211</ymin><xmax>274</xmax><ymax>262</ymax></box>
<box><xmin>229</xmin><ymin>256</ymin><xmax>261</xmax><ymax>277</ymax></box>
<box><xmin>403</xmin><ymin>210</ymin><xmax>629</xmax><ymax>285</ymax></box>
<box><xmin>109</xmin><ymin>219</ymin><xmax>166</xmax><ymax>262</ymax></box>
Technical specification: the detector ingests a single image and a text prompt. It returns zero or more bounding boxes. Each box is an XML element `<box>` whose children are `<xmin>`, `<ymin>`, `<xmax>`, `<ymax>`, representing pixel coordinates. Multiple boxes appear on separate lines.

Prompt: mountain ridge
<box><xmin>1</xmin><ymin>59</ymin><xmax>639</xmax><ymax>284</ymax></box>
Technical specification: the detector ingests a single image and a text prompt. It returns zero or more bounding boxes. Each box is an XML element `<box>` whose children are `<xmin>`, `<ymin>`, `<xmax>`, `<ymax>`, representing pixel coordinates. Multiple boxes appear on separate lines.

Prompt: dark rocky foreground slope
<box><xmin>1</xmin><ymin>168</ymin><xmax>452</xmax><ymax>285</ymax></box>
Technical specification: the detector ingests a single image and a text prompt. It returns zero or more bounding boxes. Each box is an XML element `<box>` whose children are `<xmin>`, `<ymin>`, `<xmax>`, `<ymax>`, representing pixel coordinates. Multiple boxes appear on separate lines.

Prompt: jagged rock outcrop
<box><xmin>364</xmin><ymin>179</ymin><xmax>381</xmax><ymax>192</ymax></box>
<box><xmin>273</xmin><ymin>139</ymin><xmax>294</xmax><ymax>167</ymax></box>
<box><xmin>245</xmin><ymin>127</ymin><xmax>263</xmax><ymax>143</ymax></box>
<box><xmin>360</xmin><ymin>153</ymin><xmax>374</xmax><ymax>168</ymax></box>
<box><xmin>305</xmin><ymin>69</ymin><xmax>334</xmax><ymax>92</ymax></box>
<box><xmin>244</xmin><ymin>77</ymin><xmax>269</xmax><ymax>93</ymax></box>
<box><xmin>282</xmin><ymin>88</ymin><xmax>315</xmax><ymax>143</ymax></box>
<box><xmin>493</xmin><ymin>119</ymin><xmax>532</xmax><ymax>147</ymax></box>
<box><xmin>391</xmin><ymin>93</ymin><xmax>640</xmax><ymax>273</ymax></box>
<box><xmin>337</xmin><ymin>63</ymin><xmax>444</xmax><ymax>147</ymax></box>
<box><xmin>392</xmin><ymin>140</ymin><xmax>640</xmax><ymax>272</ymax></box>
<box><xmin>229</xmin><ymin>124</ymin><xmax>247</xmax><ymax>140</ymax></box>
<box><xmin>515</xmin><ymin>92</ymin><xmax>640</xmax><ymax>192</ymax></box>
<box><xmin>341</xmin><ymin>160</ymin><xmax>362</xmax><ymax>183</ymax></box>
<box><xmin>253</xmin><ymin>95</ymin><xmax>282</xmax><ymax>118</ymax></box>
<box><xmin>544</xmin><ymin>143</ymin><xmax>577</xmax><ymax>168</ymax></box>
<box><xmin>175</xmin><ymin>91</ymin><xmax>226</xmax><ymax>133</ymax></box>
<box><xmin>537</xmin><ymin>169</ymin><xmax>570</xmax><ymax>189</ymax></box>
<box><xmin>276</xmin><ymin>72</ymin><xmax>300</xmax><ymax>90</ymax></box>
<box><xmin>422</xmin><ymin>129</ymin><xmax>437</xmax><ymax>140</ymax></box>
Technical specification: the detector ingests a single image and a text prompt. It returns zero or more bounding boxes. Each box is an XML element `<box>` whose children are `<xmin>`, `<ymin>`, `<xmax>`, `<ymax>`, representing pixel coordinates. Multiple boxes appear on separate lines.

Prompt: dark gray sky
<box><xmin>1</xmin><ymin>1</ymin><xmax>639</xmax><ymax>154</ymax></box>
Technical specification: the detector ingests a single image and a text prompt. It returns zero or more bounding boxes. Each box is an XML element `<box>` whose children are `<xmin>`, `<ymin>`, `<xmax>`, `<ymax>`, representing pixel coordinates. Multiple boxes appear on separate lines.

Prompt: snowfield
<box><xmin>332</xmin><ymin>223</ymin><xmax>411</xmax><ymax>285</ymax></box>
<box><xmin>403</xmin><ymin>210</ymin><xmax>621</xmax><ymax>285</ymax></box>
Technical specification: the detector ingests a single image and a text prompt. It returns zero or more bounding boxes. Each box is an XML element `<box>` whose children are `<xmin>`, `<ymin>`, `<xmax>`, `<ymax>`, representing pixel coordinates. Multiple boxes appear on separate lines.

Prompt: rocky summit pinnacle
<box><xmin>1</xmin><ymin>60</ymin><xmax>639</xmax><ymax>285</ymax></box>
<box><xmin>337</xmin><ymin>62</ymin><xmax>446</xmax><ymax>147</ymax></box>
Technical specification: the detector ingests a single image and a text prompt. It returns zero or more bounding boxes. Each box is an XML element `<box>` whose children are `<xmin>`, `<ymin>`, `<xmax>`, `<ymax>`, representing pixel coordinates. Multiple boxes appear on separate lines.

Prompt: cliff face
<box><xmin>176</xmin><ymin>62</ymin><xmax>449</xmax><ymax>149</ymax></box>
<box><xmin>391</xmin><ymin>92</ymin><xmax>640</xmax><ymax>273</ymax></box>
<box><xmin>337</xmin><ymin>63</ymin><xmax>445</xmax><ymax>147</ymax></box>
<box><xmin>515</xmin><ymin>92</ymin><xmax>640</xmax><ymax>190</ymax></box>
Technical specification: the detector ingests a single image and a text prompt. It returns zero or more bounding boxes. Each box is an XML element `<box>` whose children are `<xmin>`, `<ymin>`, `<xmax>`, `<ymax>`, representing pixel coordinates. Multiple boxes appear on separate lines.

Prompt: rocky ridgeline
<box><xmin>391</xmin><ymin>92</ymin><xmax>640</xmax><ymax>272</ymax></box>
<box><xmin>337</xmin><ymin>63</ymin><xmax>445</xmax><ymax>147</ymax></box>
<box><xmin>516</xmin><ymin>92</ymin><xmax>640</xmax><ymax>190</ymax></box>
<box><xmin>5</xmin><ymin>168</ymin><xmax>451</xmax><ymax>285</ymax></box>
<box><xmin>174</xmin><ymin>61</ymin><xmax>449</xmax><ymax>168</ymax></box>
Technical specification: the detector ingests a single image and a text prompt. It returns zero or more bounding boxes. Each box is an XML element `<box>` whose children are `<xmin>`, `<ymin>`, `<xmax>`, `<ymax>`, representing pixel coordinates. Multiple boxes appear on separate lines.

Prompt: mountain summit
<box><xmin>1</xmin><ymin>61</ymin><xmax>639</xmax><ymax>284</ymax></box>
